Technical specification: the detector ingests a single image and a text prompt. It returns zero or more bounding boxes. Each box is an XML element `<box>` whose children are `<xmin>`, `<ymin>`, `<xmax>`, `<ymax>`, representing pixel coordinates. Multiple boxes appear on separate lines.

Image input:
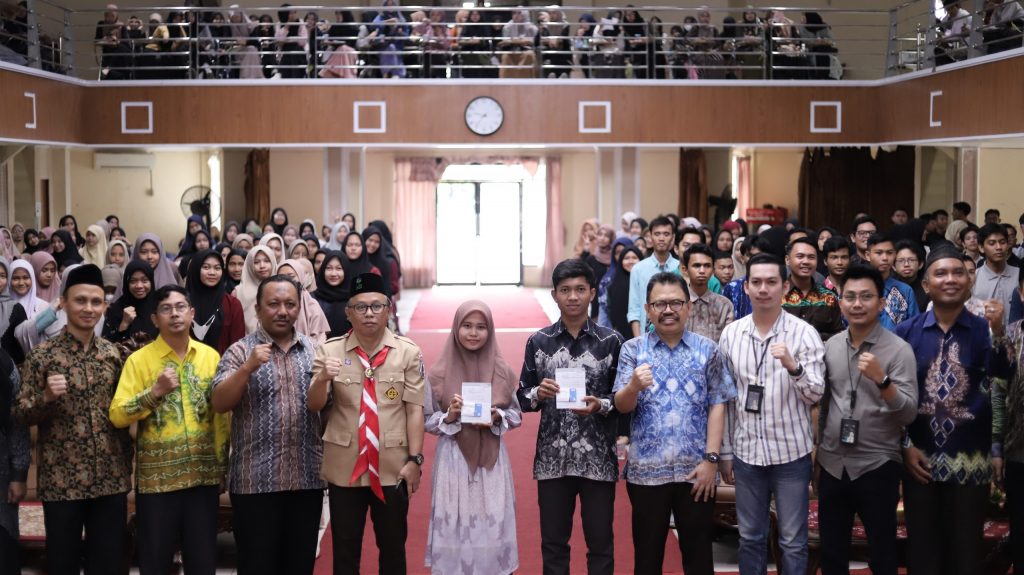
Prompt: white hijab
<box><xmin>9</xmin><ymin>259</ymin><xmax>47</xmax><ymax>320</ymax></box>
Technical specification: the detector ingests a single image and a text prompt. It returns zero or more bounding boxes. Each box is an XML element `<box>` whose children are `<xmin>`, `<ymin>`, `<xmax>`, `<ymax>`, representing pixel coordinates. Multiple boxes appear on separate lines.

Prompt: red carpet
<box><xmin>313</xmin><ymin>288</ymin><xmax>684</xmax><ymax>574</ymax></box>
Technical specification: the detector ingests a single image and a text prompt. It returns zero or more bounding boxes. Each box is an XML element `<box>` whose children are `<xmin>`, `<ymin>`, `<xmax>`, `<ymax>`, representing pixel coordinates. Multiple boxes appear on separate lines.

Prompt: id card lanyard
<box><xmin>745</xmin><ymin>334</ymin><xmax>774</xmax><ymax>414</ymax></box>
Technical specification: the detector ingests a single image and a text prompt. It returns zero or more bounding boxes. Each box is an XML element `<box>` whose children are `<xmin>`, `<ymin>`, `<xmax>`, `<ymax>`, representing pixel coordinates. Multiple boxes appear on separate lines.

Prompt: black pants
<box><xmin>1</xmin><ymin>526</ymin><xmax>19</xmax><ymax>575</ymax></box>
<box><xmin>328</xmin><ymin>483</ymin><xmax>408</xmax><ymax>575</ymax></box>
<box><xmin>537</xmin><ymin>477</ymin><xmax>615</xmax><ymax>575</ymax></box>
<box><xmin>902</xmin><ymin>475</ymin><xmax>988</xmax><ymax>575</ymax></box>
<box><xmin>1006</xmin><ymin>460</ymin><xmax>1024</xmax><ymax>574</ymax></box>
<box><xmin>625</xmin><ymin>481</ymin><xmax>715</xmax><ymax>575</ymax></box>
<box><xmin>818</xmin><ymin>462</ymin><xmax>901</xmax><ymax>575</ymax></box>
<box><xmin>135</xmin><ymin>485</ymin><xmax>219</xmax><ymax>575</ymax></box>
<box><xmin>42</xmin><ymin>492</ymin><xmax>128</xmax><ymax>575</ymax></box>
<box><xmin>231</xmin><ymin>489</ymin><xmax>323</xmax><ymax>575</ymax></box>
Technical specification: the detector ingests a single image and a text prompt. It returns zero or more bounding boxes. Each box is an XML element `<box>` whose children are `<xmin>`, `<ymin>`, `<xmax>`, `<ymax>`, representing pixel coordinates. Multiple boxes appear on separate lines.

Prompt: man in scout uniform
<box><xmin>308</xmin><ymin>272</ymin><xmax>425</xmax><ymax>575</ymax></box>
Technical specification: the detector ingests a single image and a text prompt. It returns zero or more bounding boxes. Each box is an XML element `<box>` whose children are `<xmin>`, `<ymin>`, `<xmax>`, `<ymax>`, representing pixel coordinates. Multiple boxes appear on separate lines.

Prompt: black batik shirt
<box><xmin>517</xmin><ymin>318</ymin><xmax>623</xmax><ymax>483</ymax></box>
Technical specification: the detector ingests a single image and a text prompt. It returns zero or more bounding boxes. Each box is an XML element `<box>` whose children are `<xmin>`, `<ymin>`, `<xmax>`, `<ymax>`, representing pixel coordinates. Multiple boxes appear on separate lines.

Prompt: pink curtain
<box><xmin>736</xmin><ymin>156</ymin><xmax>752</xmax><ymax>220</ymax></box>
<box><xmin>542</xmin><ymin>157</ymin><xmax>564</xmax><ymax>286</ymax></box>
<box><xmin>394</xmin><ymin>158</ymin><xmax>443</xmax><ymax>288</ymax></box>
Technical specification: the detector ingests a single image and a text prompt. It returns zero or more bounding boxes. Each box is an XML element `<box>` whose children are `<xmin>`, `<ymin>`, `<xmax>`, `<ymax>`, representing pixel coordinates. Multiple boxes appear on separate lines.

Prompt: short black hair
<box><xmin>741</xmin><ymin>235</ymin><xmax>772</xmax><ymax>256</ymax></box>
<box><xmin>894</xmin><ymin>239</ymin><xmax>926</xmax><ymax>264</ymax></box>
<box><xmin>839</xmin><ymin>263</ymin><xmax>885</xmax><ymax>297</ymax></box>
<box><xmin>921</xmin><ymin>212</ymin><xmax>936</xmax><ymax>224</ymax></box>
<box><xmin>256</xmin><ymin>274</ymin><xmax>301</xmax><ymax>305</ymax></box>
<box><xmin>713</xmin><ymin>250</ymin><xmax>733</xmax><ymax>263</ymax></box>
<box><xmin>1019</xmin><ymin>212</ymin><xmax>1024</xmax><ymax>225</ymax></box>
<box><xmin>978</xmin><ymin>222</ymin><xmax>1008</xmax><ymax>244</ymax></box>
<box><xmin>959</xmin><ymin>224</ymin><xmax>979</xmax><ymax>242</ymax></box>
<box><xmin>933</xmin><ymin>209</ymin><xmax>949</xmax><ymax>218</ymax></box>
<box><xmin>649</xmin><ymin>216</ymin><xmax>674</xmax><ymax>232</ymax></box>
<box><xmin>788</xmin><ymin>227</ymin><xmax>813</xmax><ymax>240</ymax></box>
<box><xmin>682</xmin><ymin>243</ymin><xmax>714</xmax><ymax>267</ymax></box>
<box><xmin>985</xmin><ymin>208</ymin><xmax>1001</xmax><ymax>217</ymax></box>
<box><xmin>552</xmin><ymin>258</ymin><xmax>596</xmax><ymax>289</ymax></box>
<box><xmin>953</xmin><ymin>201</ymin><xmax>971</xmax><ymax>216</ymax></box>
<box><xmin>892</xmin><ymin>207</ymin><xmax>909</xmax><ymax>215</ymax></box>
<box><xmin>866</xmin><ymin>232</ymin><xmax>893</xmax><ymax>250</ymax></box>
<box><xmin>822</xmin><ymin>236</ymin><xmax>852</xmax><ymax>258</ymax></box>
<box><xmin>786</xmin><ymin>237</ymin><xmax>818</xmax><ymax>255</ymax></box>
<box><xmin>646</xmin><ymin>271</ymin><xmax>690</xmax><ymax>301</ymax></box>
<box><xmin>677</xmin><ymin>226</ymin><xmax>704</xmax><ymax>243</ymax></box>
<box><xmin>1002</xmin><ymin>223</ymin><xmax>1017</xmax><ymax>237</ymax></box>
<box><xmin>746</xmin><ymin>253</ymin><xmax>788</xmax><ymax>281</ymax></box>
<box><xmin>153</xmin><ymin>284</ymin><xmax>189</xmax><ymax>306</ymax></box>
<box><xmin>852</xmin><ymin>215</ymin><xmax>877</xmax><ymax>233</ymax></box>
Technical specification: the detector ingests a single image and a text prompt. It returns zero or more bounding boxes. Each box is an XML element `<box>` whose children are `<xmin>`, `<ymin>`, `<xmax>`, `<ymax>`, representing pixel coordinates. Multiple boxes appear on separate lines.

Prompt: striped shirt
<box><xmin>719</xmin><ymin>310</ymin><xmax>826</xmax><ymax>466</ymax></box>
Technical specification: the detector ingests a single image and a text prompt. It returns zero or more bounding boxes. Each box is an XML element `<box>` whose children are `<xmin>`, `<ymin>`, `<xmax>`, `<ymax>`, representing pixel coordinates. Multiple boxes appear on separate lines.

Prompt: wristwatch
<box><xmin>406</xmin><ymin>454</ymin><xmax>424</xmax><ymax>466</ymax></box>
<box><xmin>877</xmin><ymin>375</ymin><xmax>892</xmax><ymax>390</ymax></box>
<box><xmin>704</xmin><ymin>452</ymin><xmax>721</xmax><ymax>464</ymax></box>
<box><xmin>787</xmin><ymin>364</ymin><xmax>805</xmax><ymax>377</ymax></box>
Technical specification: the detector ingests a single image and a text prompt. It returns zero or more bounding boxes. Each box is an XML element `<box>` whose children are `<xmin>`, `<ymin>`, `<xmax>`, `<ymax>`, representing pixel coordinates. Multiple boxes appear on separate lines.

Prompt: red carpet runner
<box><xmin>313</xmin><ymin>287</ymin><xmax>685</xmax><ymax>574</ymax></box>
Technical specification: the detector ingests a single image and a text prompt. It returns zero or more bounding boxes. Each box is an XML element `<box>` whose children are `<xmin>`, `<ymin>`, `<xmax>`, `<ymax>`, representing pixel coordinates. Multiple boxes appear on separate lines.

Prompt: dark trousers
<box><xmin>537</xmin><ymin>476</ymin><xmax>615</xmax><ymax>575</ymax></box>
<box><xmin>135</xmin><ymin>485</ymin><xmax>219</xmax><ymax>575</ymax></box>
<box><xmin>902</xmin><ymin>475</ymin><xmax>988</xmax><ymax>575</ymax></box>
<box><xmin>625</xmin><ymin>481</ymin><xmax>715</xmax><ymax>575</ymax></box>
<box><xmin>231</xmin><ymin>489</ymin><xmax>323</xmax><ymax>575</ymax></box>
<box><xmin>1</xmin><ymin>526</ymin><xmax>19</xmax><ymax>575</ymax></box>
<box><xmin>42</xmin><ymin>492</ymin><xmax>128</xmax><ymax>575</ymax></box>
<box><xmin>818</xmin><ymin>462</ymin><xmax>901</xmax><ymax>575</ymax></box>
<box><xmin>1006</xmin><ymin>460</ymin><xmax>1024</xmax><ymax>574</ymax></box>
<box><xmin>328</xmin><ymin>483</ymin><xmax>408</xmax><ymax>575</ymax></box>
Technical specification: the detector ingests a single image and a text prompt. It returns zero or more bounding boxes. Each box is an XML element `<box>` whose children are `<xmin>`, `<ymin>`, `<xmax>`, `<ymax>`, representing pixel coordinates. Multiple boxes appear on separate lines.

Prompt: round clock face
<box><xmin>465</xmin><ymin>97</ymin><xmax>504</xmax><ymax>136</ymax></box>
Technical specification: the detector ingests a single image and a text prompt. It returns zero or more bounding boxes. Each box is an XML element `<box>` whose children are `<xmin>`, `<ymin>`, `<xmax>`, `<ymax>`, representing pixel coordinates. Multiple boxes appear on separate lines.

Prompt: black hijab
<box><xmin>608</xmin><ymin>246</ymin><xmax>643</xmax><ymax>339</ymax></box>
<box><xmin>104</xmin><ymin>260</ymin><xmax>158</xmax><ymax>341</ymax></box>
<box><xmin>362</xmin><ymin>226</ymin><xmax>394</xmax><ymax>294</ymax></box>
<box><xmin>178</xmin><ymin>229</ymin><xmax>212</xmax><ymax>278</ymax></box>
<box><xmin>22</xmin><ymin>229</ymin><xmax>41</xmax><ymax>254</ymax></box>
<box><xmin>58</xmin><ymin>214</ymin><xmax>86</xmax><ymax>247</ymax></box>
<box><xmin>313</xmin><ymin>250</ymin><xmax>352</xmax><ymax>338</ymax></box>
<box><xmin>51</xmin><ymin>229</ymin><xmax>85</xmax><ymax>269</ymax></box>
<box><xmin>178</xmin><ymin>215</ymin><xmax>208</xmax><ymax>257</ymax></box>
<box><xmin>342</xmin><ymin>231</ymin><xmax>375</xmax><ymax>284</ymax></box>
<box><xmin>186</xmin><ymin>250</ymin><xmax>228</xmax><ymax>348</ymax></box>
<box><xmin>224</xmin><ymin>248</ymin><xmax>247</xmax><ymax>293</ymax></box>
<box><xmin>270</xmin><ymin>207</ymin><xmax>289</xmax><ymax>236</ymax></box>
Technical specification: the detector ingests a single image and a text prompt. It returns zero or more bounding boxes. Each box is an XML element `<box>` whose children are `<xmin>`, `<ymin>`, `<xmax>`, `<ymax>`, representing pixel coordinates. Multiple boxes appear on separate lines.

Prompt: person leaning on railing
<box><xmin>498</xmin><ymin>9</ymin><xmax>537</xmax><ymax>79</ymax></box>
<box><xmin>591</xmin><ymin>10</ymin><xmax>624</xmax><ymax>79</ymax></box>
<box><xmin>935</xmin><ymin>1</ymin><xmax>972</xmax><ymax>65</ymax></box>
<box><xmin>688</xmin><ymin>10</ymin><xmax>725</xmax><ymax>80</ymax></box>
<box><xmin>573</xmin><ymin>13</ymin><xmax>596</xmax><ymax>78</ymax></box>
<box><xmin>621</xmin><ymin>7</ymin><xmax>648</xmax><ymax>78</ymax></box>
<box><xmin>249</xmin><ymin>14</ymin><xmax>278</xmax><ymax>79</ymax></box>
<box><xmin>456</xmin><ymin>10</ymin><xmax>493</xmax><ymax>79</ymax></box>
<box><xmin>797</xmin><ymin>12</ymin><xmax>838</xmax><ymax>80</ymax></box>
<box><xmin>538</xmin><ymin>9</ymin><xmax>571</xmax><ymax>79</ymax></box>
<box><xmin>982</xmin><ymin>0</ymin><xmax>1024</xmax><ymax>54</ymax></box>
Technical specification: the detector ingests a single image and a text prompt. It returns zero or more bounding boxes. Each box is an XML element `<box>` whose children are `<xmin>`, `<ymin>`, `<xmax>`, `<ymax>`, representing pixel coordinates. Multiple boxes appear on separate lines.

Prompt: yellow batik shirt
<box><xmin>109</xmin><ymin>335</ymin><xmax>229</xmax><ymax>494</ymax></box>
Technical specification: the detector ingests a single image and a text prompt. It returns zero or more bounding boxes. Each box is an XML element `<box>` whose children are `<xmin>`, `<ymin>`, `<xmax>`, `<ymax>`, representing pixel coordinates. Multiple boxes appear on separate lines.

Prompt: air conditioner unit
<box><xmin>93</xmin><ymin>152</ymin><xmax>155</xmax><ymax>170</ymax></box>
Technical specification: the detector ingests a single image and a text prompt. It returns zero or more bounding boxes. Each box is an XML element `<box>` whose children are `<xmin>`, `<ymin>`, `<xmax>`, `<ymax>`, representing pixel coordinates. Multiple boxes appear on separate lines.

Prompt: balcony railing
<box><xmin>1</xmin><ymin>1</ymin><xmax>1022</xmax><ymax>81</ymax></box>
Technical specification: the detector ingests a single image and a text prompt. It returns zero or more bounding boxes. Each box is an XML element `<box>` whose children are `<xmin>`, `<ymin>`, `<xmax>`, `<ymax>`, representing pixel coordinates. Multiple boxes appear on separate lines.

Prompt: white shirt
<box><xmin>720</xmin><ymin>309</ymin><xmax>826</xmax><ymax>466</ymax></box>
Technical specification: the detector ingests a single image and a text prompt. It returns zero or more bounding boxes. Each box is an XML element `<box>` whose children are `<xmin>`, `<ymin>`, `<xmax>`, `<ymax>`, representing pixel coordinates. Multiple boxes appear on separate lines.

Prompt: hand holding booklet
<box><xmin>555</xmin><ymin>367</ymin><xmax>587</xmax><ymax>409</ymax></box>
<box><xmin>461</xmin><ymin>382</ymin><xmax>492</xmax><ymax>425</ymax></box>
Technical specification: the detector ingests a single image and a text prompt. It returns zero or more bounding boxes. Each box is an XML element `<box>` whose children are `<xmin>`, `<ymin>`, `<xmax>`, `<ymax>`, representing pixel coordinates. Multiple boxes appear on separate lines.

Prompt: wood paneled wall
<box><xmin>2</xmin><ymin>56</ymin><xmax>1023</xmax><ymax>146</ymax></box>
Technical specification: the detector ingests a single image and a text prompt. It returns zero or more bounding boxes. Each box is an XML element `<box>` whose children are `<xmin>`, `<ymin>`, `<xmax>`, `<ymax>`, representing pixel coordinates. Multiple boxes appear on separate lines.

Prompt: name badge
<box><xmin>745</xmin><ymin>385</ymin><xmax>765</xmax><ymax>413</ymax></box>
<box><xmin>840</xmin><ymin>418</ymin><xmax>859</xmax><ymax>445</ymax></box>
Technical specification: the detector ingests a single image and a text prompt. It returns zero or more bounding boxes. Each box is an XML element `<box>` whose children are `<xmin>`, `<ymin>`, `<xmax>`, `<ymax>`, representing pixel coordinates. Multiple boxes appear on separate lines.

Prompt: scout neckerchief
<box><xmin>351</xmin><ymin>345</ymin><xmax>391</xmax><ymax>501</ymax></box>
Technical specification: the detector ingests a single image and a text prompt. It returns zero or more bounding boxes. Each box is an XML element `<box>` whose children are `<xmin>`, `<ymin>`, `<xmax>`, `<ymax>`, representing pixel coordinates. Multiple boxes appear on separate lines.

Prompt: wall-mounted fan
<box><xmin>180</xmin><ymin>185</ymin><xmax>212</xmax><ymax>228</ymax></box>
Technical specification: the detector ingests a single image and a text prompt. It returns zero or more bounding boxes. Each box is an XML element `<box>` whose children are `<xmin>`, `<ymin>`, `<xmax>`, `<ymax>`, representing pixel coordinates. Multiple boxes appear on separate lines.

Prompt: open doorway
<box><xmin>435</xmin><ymin>163</ymin><xmax>546</xmax><ymax>286</ymax></box>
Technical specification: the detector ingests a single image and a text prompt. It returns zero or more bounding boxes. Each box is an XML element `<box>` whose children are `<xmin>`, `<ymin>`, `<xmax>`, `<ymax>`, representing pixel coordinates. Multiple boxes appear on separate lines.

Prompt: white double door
<box><xmin>435</xmin><ymin>181</ymin><xmax>522</xmax><ymax>285</ymax></box>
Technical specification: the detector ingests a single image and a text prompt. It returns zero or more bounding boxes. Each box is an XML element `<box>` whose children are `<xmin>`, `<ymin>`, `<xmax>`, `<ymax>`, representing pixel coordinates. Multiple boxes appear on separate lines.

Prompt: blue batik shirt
<box><xmin>880</xmin><ymin>275</ymin><xmax>919</xmax><ymax>331</ymax></box>
<box><xmin>614</xmin><ymin>331</ymin><xmax>736</xmax><ymax>486</ymax></box>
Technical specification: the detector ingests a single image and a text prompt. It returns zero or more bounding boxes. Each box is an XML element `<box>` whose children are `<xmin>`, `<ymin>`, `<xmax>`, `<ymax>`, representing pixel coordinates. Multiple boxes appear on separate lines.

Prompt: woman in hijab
<box><xmin>185</xmin><ymin>249</ymin><xmax>245</xmax><ymax>354</ymax></box>
<box><xmin>103</xmin><ymin>260</ymin><xmax>158</xmax><ymax>344</ymax></box>
<box><xmin>424</xmin><ymin>300</ymin><xmax>520</xmax><ymax>574</ymax></box>
<box><xmin>10</xmin><ymin>222</ymin><xmax>26</xmax><ymax>252</ymax></box>
<box><xmin>275</xmin><ymin>259</ymin><xmax>330</xmax><ymax>346</ymax></box>
<box><xmin>298</xmin><ymin>219</ymin><xmax>318</xmax><ymax>240</ymax></box>
<box><xmin>0</xmin><ymin>259</ymin><xmax>29</xmax><ymax>363</ymax></box>
<box><xmin>258</xmin><ymin>232</ymin><xmax>286</xmax><ymax>265</ymax></box>
<box><xmin>583</xmin><ymin>225</ymin><xmax>615</xmax><ymax>318</ymax></box>
<box><xmin>48</xmin><ymin>229</ymin><xmax>84</xmax><ymax>272</ymax></box>
<box><xmin>302</xmin><ymin>234</ymin><xmax>320</xmax><ymax>262</ymax></box>
<box><xmin>281</xmin><ymin>225</ymin><xmax>299</xmax><ymax>247</ymax></box>
<box><xmin>0</xmin><ymin>343</ymin><xmax>28</xmax><ymax>572</ymax></box>
<box><xmin>131</xmin><ymin>233</ymin><xmax>183</xmax><ymax>292</ymax></box>
<box><xmin>324</xmin><ymin>222</ymin><xmax>350</xmax><ymax>252</ymax></box>
<box><xmin>177</xmin><ymin>229</ymin><xmax>213</xmax><ymax>278</ymax></box>
<box><xmin>235</xmin><ymin>245</ymin><xmax>277</xmax><ymax>333</ymax></box>
<box><xmin>225</xmin><ymin>248</ymin><xmax>247</xmax><ymax>292</ymax></box>
<box><xmin>596</xmin><ymin>237</ymin><xmax>633</xmax><ymax>327</ymax></box>
<box><xmin>242</xmin><ymin>218</ymin><xmax>261</xmax><ymax>237</ymax></box>
<box><xmin>5</xmin><ymin>260</ymin><xmax>52</xmax><ymax>362</ymax></box>
<box><xmin>269</xmin><ymin>207</ymin><xmax>289</xmax><ymax>236</ymax></box>
<box><xmin>232</xmin><ymin>233</ymin><xmax>255</xmax><ymax>252</ymax></box>
<box><xmin>177</xmin><ymin>215</ymin><xmax>208</xmax><ymax>259</ymax></box>
<box><xmin>79</xmin><ymin>224</ymin><xmax>109</xmax><ymax>267</ymax></box>
<box><xmin>732</xmin><ymin>236</ymin><xmax>748</xmax><ymax>279</ymax></box>
<box><xmin>107</xmin><ymin>239</ymin><xmax>130</xmax><ymax>274</ymax></box>
<box><xmin>603</xmin><ymin>245</ymin><xmax>643</xmax><ymax>339</ymax></box>
<box><xmin>28</xmin><ymin>252</ymin><xmax>60</xmax><ymax>304</ymax></box>
<box><xmin>0</xmin><ymin>228</ymin><xmax>18</xmax><ymax>262</ymax></box>
<box><xmin>287</xmin><ymin>238</ymin><xmax>311</xmax><ymax>262</ymax></box>
<box><xmin>362</xmin><ymin>226</ymin><xmax>399</xmax><ymax>299</ymax></box>
<box><xmin>341</xmin><ymin>231</ymin><xmax>379</xmax><ymax>286</ymax></box>
<box><xmin>222</xmin><ymin>221</ymin><xmax>240</xmax><ymax>245</ymax></box>
<box><xmin>58</xmin><ymin>214</ymin><xmax>86</xmax><ymax>248</ymax></box>
<box><xmin>312</xmin><ymin>251</ymin><xmax>352</xmax><ymax>339</ymax></box>
<box><xmin>573</xmin><ymin>218</ymin><xmax>601</xmax><ymax>259</ymax></box>
<box><xmin>20</xmin><ymin>229</ymin><xmax>41</xmax><ymax>255</ymax></box>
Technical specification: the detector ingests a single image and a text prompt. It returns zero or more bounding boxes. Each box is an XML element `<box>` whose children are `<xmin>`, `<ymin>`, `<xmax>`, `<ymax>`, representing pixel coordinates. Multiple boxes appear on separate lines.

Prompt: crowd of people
<box><xmin>0</xmin><ymin>199</ymin><xmax>1022</xmax><ymax>575</ymax></box>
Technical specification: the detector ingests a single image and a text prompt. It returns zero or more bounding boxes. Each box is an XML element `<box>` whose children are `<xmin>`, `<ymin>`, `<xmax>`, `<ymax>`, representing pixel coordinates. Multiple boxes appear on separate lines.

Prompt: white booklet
<box><xmin>555</xmin><ymin>367</ymin><xmax>587</xmax><ymax>410</ymax></box>
<box><xmin>461</xmin><ymin>382</ymin><xmax>492</xmax><ymax>425</ymax></box>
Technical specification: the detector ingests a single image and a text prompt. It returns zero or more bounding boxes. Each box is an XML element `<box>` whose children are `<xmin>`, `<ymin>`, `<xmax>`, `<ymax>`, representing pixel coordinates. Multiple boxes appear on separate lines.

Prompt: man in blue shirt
<box><xmin>627</xmin><ymin>217</ymin><xmax>678</xmax><ymax>337</ymax></box>
<box><xmin>614</xmin><ymin>272</ymin><xmax>735</xmax><ymax>575</ymax></box>
<box><xmin>865</xmin><ymin>233</ymin><xmax>918</xmax><ymax>330</ymax></box>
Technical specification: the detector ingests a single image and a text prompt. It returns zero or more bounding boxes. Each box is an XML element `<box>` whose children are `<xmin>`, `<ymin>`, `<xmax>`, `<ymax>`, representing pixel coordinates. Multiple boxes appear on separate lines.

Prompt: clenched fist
<box><xmin>244</xmin><ymin>343</ymin><xmax>272</xmax><ymax>373</ymax></box>
<box><xmin>43</xmin><ymin>374</ymin><xmax>68</xmax><ymax>403</ymax></box>
<box><xmin>153</xmin><ymin>367</ymin><xmax>179</xmax><ymax>398</ymax></box>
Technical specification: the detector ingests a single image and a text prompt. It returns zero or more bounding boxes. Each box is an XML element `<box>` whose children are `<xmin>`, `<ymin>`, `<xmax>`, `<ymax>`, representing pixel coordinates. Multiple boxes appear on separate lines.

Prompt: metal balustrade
<box><xmin>0</xmin><ymin>1</ymin><xmax>1022</xmax><ymax>81</ymax></box>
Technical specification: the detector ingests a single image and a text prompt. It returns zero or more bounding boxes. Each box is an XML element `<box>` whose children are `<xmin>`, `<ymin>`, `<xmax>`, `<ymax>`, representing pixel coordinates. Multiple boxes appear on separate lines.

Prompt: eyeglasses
<box><xmin>841</xmin><ymin>293</ymin><xmax>878</xmax><ymax>304</ymax></box>
<box><xmin>347</xmin><ymin>302</ymin><xmax>389</xmax><ymax>315</ymax></box>
<box><xmin>854</xmin><ymin>230</ymin><xmax>877</xmax><ymax>237</ymax></box>
<box><xmin>157</xmin><ymin>302</ymin><xmax>191</xmax><ymax>315</ymax></box>
<box><xmin>649</xmin><ymin>299</ymin><xmax>687</xmax><ymax>312</ymax></box>
<box><xmin>895</xmin><ymin>258</ymin><xmax>918</xmax><ymax>266</ymax></box>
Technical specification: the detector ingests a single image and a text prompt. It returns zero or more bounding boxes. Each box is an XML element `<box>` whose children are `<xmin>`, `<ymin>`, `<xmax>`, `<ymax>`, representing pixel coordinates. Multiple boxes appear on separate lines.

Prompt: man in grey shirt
<box><xmin>974</xmin><ymin>223</ymin><xmax>1019</xmax><ymax>325</ymax></box>
<box><xmin>817</xmin><ymin>264</ymin><xmax>918</xmax><ymax>575</ymax></box>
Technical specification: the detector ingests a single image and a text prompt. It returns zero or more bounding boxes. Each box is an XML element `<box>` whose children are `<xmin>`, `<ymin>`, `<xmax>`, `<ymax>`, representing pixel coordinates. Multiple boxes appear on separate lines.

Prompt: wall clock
<box><xmin>465</xmin><ymin>96</ymin><xmax>504</xmax><ymax>136</ymax></box>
